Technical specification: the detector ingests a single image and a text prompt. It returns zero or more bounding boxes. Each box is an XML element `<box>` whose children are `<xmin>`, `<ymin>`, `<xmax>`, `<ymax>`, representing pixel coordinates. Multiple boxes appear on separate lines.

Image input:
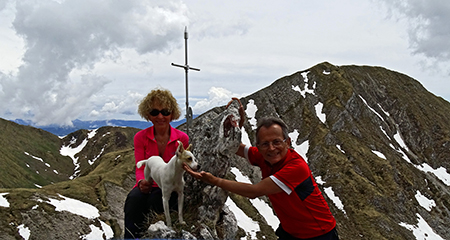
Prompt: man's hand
<box><xmin>183</xmin><ymin>162</ymin><xmax>202</xmax><ymax>178</ymax></box>
<box><xmin>226</xmin><ymin>97</ymin><xmax>245</xmax><ymax>128</ymax></box>
<box><xmin>183</xmin><ymin>163</ymin><xmax>218</xmax><ymax>186</ymax></box>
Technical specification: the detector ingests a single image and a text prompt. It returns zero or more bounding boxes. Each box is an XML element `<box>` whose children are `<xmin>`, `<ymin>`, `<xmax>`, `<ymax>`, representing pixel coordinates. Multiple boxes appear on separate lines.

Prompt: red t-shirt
<box><xmin>247</xmin><ymin>146</ymin><xmax>336</xmax><ymax>239</ymax></box>
<box><xmin>133</xmin><ymin>126</ymin><xmax>189</xmax><ymax>188</ymax></box>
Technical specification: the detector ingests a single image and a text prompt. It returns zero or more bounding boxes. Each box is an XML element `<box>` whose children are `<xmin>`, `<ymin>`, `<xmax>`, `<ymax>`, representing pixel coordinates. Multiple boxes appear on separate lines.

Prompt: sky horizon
<box><xmin>1</xmin><ymin>0</ymin><xmax>449</xmax><ymax>126</ymax></box>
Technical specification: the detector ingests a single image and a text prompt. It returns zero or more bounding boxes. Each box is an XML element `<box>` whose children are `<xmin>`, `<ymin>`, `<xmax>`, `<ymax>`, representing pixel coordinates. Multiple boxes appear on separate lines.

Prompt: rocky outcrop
<box><xmin>178</xmin><ymin>100</ymin><xmax>244</xmax><ymax>239</ymax></box>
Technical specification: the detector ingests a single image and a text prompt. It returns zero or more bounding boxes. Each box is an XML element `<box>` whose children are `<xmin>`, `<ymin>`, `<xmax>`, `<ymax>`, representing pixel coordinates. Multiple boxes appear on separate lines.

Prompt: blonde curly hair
<box><xmin>138</xmin><ymin>88</ymin><xmax>182</xmax><ymax>121</ymax></box>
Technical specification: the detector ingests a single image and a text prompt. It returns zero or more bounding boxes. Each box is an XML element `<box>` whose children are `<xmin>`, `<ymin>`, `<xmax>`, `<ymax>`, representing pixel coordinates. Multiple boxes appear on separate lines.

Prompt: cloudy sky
<box><xmin>0</xmin><ymin>0</ymin><xmax>449</xmax><ymax>126</ymax></box>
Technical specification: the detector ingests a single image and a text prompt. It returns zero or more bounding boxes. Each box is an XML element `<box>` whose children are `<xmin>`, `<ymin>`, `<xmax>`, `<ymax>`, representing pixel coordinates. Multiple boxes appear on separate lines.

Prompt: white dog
<box><xmin>136</xmin><ymin>140</ymin><xmax>198</xmax><ymax>227</ymax></box>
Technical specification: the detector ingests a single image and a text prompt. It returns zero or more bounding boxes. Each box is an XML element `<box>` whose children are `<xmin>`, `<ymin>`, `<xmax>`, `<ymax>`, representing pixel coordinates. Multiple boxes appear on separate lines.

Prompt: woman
<box><xmin>124</xmin><ymin>88</ymin><xmax>189</xmax><ymax>239</ymax></box>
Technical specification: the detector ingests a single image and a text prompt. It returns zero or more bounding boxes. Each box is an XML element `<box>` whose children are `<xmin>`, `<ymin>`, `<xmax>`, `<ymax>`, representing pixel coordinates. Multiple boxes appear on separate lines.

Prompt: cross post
<box><xmin>171</xmin><ymin>26</ymin><xmax>200</xmax><ymax>141</ymax></box>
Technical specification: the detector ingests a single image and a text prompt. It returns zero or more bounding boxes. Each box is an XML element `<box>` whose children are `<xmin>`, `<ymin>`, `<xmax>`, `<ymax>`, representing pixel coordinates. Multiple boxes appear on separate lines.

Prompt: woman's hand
<box><xmin>138</xmin><ymin>179</ymin><xmax>153</xmax><ymax>193</ymax></box>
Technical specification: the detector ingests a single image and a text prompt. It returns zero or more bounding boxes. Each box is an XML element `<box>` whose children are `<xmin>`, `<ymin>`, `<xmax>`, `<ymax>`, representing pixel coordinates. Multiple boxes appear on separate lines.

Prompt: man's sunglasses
<box><xmin>149</xmin><ymin>109</ymin><xmax>171</xmax><ymax>116</ymax></box>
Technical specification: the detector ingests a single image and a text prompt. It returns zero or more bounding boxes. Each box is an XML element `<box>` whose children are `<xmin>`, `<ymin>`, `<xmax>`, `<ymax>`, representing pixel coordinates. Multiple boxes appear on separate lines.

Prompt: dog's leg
<box><xmin>162</xmin><ymin>192</ymin><xmax>172</xmax><ymax>228</ymax></box>
<box><xmin>178</xmin><ymin>190</ymin><xmax>186</xmax><ymax>225</ymax></box>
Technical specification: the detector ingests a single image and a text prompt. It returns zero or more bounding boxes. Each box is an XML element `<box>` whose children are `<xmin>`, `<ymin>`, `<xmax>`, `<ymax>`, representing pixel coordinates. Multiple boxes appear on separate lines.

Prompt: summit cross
<box><xmin>171</xmin><ymin>26</ymin><xmax>200</xmax><ymax>141</ymax></box>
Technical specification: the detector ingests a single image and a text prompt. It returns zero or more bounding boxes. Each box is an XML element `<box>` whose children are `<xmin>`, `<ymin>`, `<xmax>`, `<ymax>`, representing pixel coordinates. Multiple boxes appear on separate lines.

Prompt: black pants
<box><xmin>275</xmin><ymin>225</ymin><xmax>339</xmax><ymax>240</ymax></box>
<box><xmin>123</xmin><ymin>187</ymin><xmax>178</xmax><ymax>239</ymax></box>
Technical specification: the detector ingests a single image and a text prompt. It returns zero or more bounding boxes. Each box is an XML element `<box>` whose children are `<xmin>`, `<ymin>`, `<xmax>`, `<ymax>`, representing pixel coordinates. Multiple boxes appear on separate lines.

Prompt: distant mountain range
<box><xmin>12</xmin><ymin>117</ymin><xmax>192</xmax><ymax>136</ymax></box>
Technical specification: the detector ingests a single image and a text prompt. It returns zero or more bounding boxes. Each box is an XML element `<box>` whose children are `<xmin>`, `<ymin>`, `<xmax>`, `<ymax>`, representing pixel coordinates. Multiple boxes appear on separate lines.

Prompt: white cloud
<box><xmin>88</xmin><ymin>110</ymin><xmax>99</xmax><ymax>117</ymax></box>
<box><xmin>1</xmin><ymin>0</ymin><xmax>450</xmax><ymax>126</ymax></box>
<box><xmin>89</xmin><ymin>90</ymin><xmax>144</xmax><ymax>120</ymax></box>
<box><xmin>191</xmin><ymin>86</ymin><xmax>244</xmax><ymax>114</ymax></box>
<box><xmin>0</xmin><ymin>0</ymin><xmax>190</xmax><ymax>126</ymax></box>
<box><xmin>379</xmin><ymin>0</ymin><xmax>450</xmax><ymax>71</ymax></box>
<box><xmin>101</xmin><ymin>102</ymin><xmax>120</xmax><ymax>113</ymax></box>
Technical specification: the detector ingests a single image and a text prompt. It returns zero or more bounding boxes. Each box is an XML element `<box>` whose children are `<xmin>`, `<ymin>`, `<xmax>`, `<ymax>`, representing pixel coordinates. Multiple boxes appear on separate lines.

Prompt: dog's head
<box><xmin>176</xmin><ymin>140</ymin><xmax>199</xmax><ymax>171</ymax></box>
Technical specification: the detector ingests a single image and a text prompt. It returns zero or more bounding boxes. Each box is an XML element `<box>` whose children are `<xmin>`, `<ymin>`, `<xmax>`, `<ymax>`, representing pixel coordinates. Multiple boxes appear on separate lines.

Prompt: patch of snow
<box><xmin>231</xmin><ymin>167</ymin><xmax>252</xmax><ymax>184</ymax></box>
<box><xmin>0</xmin><ymin>193</ymin><xmax>10</xmax><ymax>207</ymax></box>
<box><xmin>60</xmin><ymin>137</ymin><xmax>88</xmax><ymax>179</ymax></box>
<box><xmin>289</xmin><ymin>129</ymin><xmax>309</xmax><ymax>162</ymax></box>
<box><xmin>315</xmin><ymin>176</ymin><xmax>326</xmax><ymax>185</ymax></box>
<box><xmin>230</xmin><ymin>168</ymin><xmax>279</xmax><ymax>231</ymax></box>
<box><xmin>415</xmin><ymin>164</ymin><xmax>450</xmax><ymax>186</ymax></box>
<box><xmin>371</xmin><ymin>150</ymin><xmax>386</xmax><ymax>160</ymax></box>
<box><xmin>415</xmin><ymin>190</ymin><xmax>436</xmax><ymax>211</ymax></box>
<box><xmin>292</xmin><ymin>85</ymin><xmax>301</xmax><ymax>92</ymax></box>
<box><xmin>225</xmin><ymin>197</ymin><xmax>260</xmax><ymax>240</ymax></box>
<box><xmin>396</xmin><ymin>141</ymin><xmax>450</xmax><ymax>186</ymax></box>
<box><xmin>24</xmin><ymin>152</ymin><xmax>52</xmax><ymax>168</ymax></box>
<box><xmin>324</xmin><ymin>187</ymin><xmax>346</xmax><ymax>215</ymax></box>
<box><xmin>250</xmin><ymin>198</ymin><xmax>279</xmax><ymax>231</ymax></box>
<box><xmin>44</xmin><ymin>194</ymin><xmax>99</xmax><ymax>219</ymax></box>
<box><xmin>292</xmin><ymin>71</ymin><xmax>316</xmax><ymax>98</ymax></box>
<box><xmin>88</xmin><ymin>146</ymin><xmax>105</xmax><ymax>165</ymax></box>
<box><xmin>378</xmin><ymin>103</ymin><xmax>390</xmax><ymax>117</ymax></box>
<box><xmin>323</xmin><ymin>70</ymin><xmax>330</xmax><ymax>75</ymax></box>
<box><xmin>399</xmin><ymin>213</ymin><xmax>445</xmax><ymax>240</ymax></box>
<box><xmin>301</xmin><ymin>71</ymin><xmax>309</xmax><ymax>79</ymax></box>
<box><xmin>292</xmin><ymin>83</ymin><xmax>315</xmax><ymax>98</ymax></box>
<box><xmin>398</xmin><ymin>148</ymin><xmax>413</xmax><ymax>164</ymax></box>
<box><xmin>359</xmin><ymin>95</ymin><xmax>384</xmax><ymax>121</ymax></box>
<box><xmin>82</xmin><ymin>220</ymin><xmax>114</xmax><ymax>240</ymax></box>
<box><xmin>379</xmin><ymin>126</ymin><xmax>390</xmax><ymax>141</ymax></box>
<box><xmin>393</xmin><ymin>129</ymin><xmax>409</xmax><ymax>151</ymax></box>
<box><xmin>245</xmin><ymin>99</ymin><xmax>258</xmax><ymax>130</ymax></box>
<box><xmin>314</xmin><ymin>178</ymin><xmax>346</xmax><ymax>215</ymax></box>
<box><xmin>241</xmin><ymin>126</ymin><xmax>252</xmax><ymax>146</ymax></box>
<box><xmin>87</xmin><ymin>128</ymin><xmax>98</xmax><ymax>139</ymax></box>
<box><xmin>315</xmin><ymin>102</ymin><xmax>326</xmax><ymax>124</ymax></box>
<box><xmin>24</xmin><ymin>152</ymin><xmax>45</xmax><ymax>164</ymax></box>
<box><xmin>61</xmin><ymin>128</ymin><xmax>98</xmax><ymax>173</ymax></box>
<box><xmin>389</xmin><ymin>143</ymin><xmax>396</xmax><ymax>150</ymax></box>
<box><xmin>336</xmin><ymin>145</ymin><xmax>345</xmax><ymax>154</ymax></box>
<box><xmin>18</xmin><ymin>224</ymin><xmax>30</xmax><ymax>240</ymax></box>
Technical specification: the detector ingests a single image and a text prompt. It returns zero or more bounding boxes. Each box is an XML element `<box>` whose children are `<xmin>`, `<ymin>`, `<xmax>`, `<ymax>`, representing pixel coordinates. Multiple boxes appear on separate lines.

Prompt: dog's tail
<box><xmin>136</xmin><ymin>160</ymin><xmax>146</xmax><ymax>169</ymax></box>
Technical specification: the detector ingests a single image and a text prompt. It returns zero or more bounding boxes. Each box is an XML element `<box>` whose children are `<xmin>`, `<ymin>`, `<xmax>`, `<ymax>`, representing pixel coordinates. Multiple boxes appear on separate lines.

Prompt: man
<box><xmin>184</xmin><ymin>102</ymin><xmax>339</xmax><ymax>240</ymax></box>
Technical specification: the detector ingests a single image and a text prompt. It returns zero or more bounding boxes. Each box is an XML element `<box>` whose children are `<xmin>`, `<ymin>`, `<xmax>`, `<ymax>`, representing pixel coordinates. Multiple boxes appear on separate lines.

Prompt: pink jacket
<box><xmin>133</xmin><ymin>126</ymin><xmax>189</xmax><ymax>188</ymax></box>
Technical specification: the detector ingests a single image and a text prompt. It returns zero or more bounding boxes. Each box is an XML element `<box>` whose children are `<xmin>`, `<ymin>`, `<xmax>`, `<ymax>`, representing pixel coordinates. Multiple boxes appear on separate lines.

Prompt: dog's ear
<box><xmin>186</xmin><ymin>144</ymin><xmax>192</xmax><ymax>151</ymax></box>
<box><xmin>176</xmin><ymin>140</ymin><xmax>185</xmax><ymax>155</ymax></box>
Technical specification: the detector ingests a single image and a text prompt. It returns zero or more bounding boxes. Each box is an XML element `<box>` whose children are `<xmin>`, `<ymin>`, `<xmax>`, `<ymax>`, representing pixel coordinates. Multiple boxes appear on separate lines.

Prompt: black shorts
<box><xmin>275</xmin><ymin>225</ymin><xmax>339</xmax><ymax>240</ymax></box>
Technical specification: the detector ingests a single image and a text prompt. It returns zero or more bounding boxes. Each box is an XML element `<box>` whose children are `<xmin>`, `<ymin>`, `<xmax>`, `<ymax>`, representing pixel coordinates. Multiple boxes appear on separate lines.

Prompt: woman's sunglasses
<box><xmin>149</xmin><ymin>109</ymin><xmax>171</xmax><ymax>116</ymax></box>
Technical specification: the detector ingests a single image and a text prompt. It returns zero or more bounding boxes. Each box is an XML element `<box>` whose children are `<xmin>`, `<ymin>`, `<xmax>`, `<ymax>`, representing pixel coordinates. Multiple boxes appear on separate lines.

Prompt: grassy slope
<box><xmin>0</xmin><ymin>118</ymin><xmax>74</xmax><ymax>188</ymax></box>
